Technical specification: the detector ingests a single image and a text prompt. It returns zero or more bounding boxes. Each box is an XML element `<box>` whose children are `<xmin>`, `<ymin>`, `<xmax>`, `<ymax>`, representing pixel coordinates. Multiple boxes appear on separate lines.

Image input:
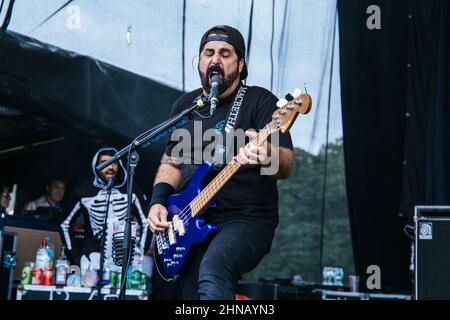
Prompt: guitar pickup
<box><xmin>173</xmin><ymin>215</ymin><xmax>186</xmax><ymax>236</ymax></box>
<box><xmin>168</xmin><ymin>222</ymin><xmax>176</xmax><ymax>245</ymax></box>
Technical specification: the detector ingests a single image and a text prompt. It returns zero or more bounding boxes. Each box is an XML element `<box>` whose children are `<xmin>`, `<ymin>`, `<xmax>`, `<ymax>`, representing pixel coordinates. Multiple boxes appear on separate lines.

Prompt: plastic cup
<box><xmin>348</xmin><ymin>275</ymin><xmax>360</xmax><ymax>292</ymax></box>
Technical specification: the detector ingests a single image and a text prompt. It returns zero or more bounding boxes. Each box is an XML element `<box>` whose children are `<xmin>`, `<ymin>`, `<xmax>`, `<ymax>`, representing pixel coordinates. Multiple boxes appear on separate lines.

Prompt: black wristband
<box><xmin>148</xmin><ymin>182</ymin><xmax>175</xmax><ymax>209</ymax></box>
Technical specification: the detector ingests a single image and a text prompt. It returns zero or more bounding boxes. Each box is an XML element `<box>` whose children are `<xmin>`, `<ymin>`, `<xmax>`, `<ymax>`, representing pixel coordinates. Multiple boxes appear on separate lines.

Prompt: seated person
<box><xmin>23</xmin><ymin>178</ymin><xmax>66</xmax><ymax>222</ymax></box>
<box><xmin>1</xmin><ymin>184</ymin><xmax>11</xmax><ymax>233</ymax></box>
<box><xmin>1</xmin><ymin>183</ymin><xmax>11</xmax><ymax>215</ymax></box>
<box><xmin>24</xmin><ymin>177</ymin><xmax>66</xmax><ymax>211</ymax></box>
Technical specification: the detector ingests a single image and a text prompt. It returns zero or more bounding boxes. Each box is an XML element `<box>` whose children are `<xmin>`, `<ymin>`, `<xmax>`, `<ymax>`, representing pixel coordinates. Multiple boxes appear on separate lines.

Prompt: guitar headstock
<box><xmin>270</xmin><ymin>88</ymin><xmax>312</xmax><ymax>133</ymax></box>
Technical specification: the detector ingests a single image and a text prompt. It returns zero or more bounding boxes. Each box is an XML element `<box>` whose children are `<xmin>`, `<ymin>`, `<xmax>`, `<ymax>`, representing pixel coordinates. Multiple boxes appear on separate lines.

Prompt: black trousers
<box><xmin>152</xmin><ymin>219</ymin><xmax>275</xmax><ymax>300</ymax></box>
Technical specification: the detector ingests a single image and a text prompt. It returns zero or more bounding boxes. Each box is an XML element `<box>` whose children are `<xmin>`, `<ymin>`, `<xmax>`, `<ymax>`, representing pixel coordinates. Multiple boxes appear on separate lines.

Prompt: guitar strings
<box><xmin>157</xmin><ymin>125</ymin><xmax>274</xmax><ymax>243</ymax></box>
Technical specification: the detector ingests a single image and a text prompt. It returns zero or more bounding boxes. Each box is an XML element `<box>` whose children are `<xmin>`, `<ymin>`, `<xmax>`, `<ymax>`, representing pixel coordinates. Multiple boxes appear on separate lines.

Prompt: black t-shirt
<box><xmin>165</xmin><ymin>83</ymin><xmax>293</xmax><ymax>227</ymax></box>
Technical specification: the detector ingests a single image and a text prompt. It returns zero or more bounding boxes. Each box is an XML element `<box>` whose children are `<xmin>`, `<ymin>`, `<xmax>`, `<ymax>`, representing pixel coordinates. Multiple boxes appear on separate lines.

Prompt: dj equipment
<box><xmin>1</xmin><ymin>215</ymin><xmax>62</xmax><ymax>281</ymax></box>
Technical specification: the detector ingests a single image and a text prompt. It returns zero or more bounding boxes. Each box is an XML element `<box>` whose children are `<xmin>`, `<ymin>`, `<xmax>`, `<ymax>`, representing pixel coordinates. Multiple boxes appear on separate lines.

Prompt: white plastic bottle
<box><xmin>35</xmin><ymin>238</ymin><xmax>50</xmax><ymax>270</ymax></box>
<box><xmin>55</xmin><ymin>246</ymin><xmax>69</xmax><ymax>286</ymax></box>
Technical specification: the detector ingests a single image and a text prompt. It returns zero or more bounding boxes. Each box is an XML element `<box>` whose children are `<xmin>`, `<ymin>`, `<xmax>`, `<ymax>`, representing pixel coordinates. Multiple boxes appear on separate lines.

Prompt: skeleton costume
<box><xmin>60</xmin><ymin>147</ymin><xmax>148</xmax><ymax>267</ymax></box>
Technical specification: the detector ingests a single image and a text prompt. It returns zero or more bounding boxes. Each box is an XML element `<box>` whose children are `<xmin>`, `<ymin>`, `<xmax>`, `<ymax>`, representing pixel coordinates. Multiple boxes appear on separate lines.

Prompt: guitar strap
<box><xmin>213</xmin><ymin>84</ymin><xmax>249</xmax><ymax>169</ymax></box>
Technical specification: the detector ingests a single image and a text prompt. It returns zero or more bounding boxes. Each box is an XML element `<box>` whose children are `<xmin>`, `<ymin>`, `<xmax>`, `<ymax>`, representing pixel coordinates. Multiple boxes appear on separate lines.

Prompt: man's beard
<box><xmin>199</xmin><ymin>65</ymin><xmax>240</xmax><ymax>95</ymax></box>
<box><xmin>99</xmin><ymin>170</ymin><xmax>117</xmax><ymax>183</ymax></box>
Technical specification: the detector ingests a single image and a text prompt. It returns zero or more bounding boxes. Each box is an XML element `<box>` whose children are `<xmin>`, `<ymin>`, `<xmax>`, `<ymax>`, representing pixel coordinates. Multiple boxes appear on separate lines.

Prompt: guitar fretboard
<box><xmin>189</xmin><ymin>124</ymin><xmax>273</xmax><ymax>217</ymax></box>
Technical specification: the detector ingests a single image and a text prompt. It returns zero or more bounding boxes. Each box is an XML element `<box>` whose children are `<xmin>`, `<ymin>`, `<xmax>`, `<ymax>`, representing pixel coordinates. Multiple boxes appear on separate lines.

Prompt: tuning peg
<box><xmin>293</xmin><ymin>88</ymin><xmax>302</xmax><ymax>97</ymax></box>
<box><xmin>276</xmin><ymin>98</ymin><xmax>288</xmax><ymax>108</ymax></box>
<box><xmin>285</xmin><ymin>93</ymin><xmax>294</xmax><ymax>101</ymax></box>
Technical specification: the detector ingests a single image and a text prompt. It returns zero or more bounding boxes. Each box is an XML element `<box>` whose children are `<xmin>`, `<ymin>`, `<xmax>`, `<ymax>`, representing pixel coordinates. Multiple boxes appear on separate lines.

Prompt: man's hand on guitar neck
<box><xmin>234</xmin><ymin>130</ymin><xmax>271</xmax><ymax>166</ymax></box>
<box><xmin>234</xmin><ymin>130</ymin><xmax>294</xmax><ymax>179</ymax></box>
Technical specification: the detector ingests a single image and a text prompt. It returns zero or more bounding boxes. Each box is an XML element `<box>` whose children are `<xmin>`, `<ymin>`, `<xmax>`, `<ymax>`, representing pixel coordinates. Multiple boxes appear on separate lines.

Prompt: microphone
<box><xmin>209</xmin><ymin>74</ymin><xmax>223</xmax><ymax>116</ymax></box>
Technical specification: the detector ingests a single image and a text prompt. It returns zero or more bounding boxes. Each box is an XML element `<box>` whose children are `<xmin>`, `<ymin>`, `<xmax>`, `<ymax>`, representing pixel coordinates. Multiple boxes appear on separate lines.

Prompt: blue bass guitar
<box><xmin>154</xmin><ymin>90</ymin><xmax>312</xmax><ymax>279</ymax></box>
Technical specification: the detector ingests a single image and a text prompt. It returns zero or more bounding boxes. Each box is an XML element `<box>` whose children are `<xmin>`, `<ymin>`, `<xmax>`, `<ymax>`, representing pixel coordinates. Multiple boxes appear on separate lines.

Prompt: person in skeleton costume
<box><xmin>60</xmin><ymin>147</ymin><xmax>148</xmax><ymax>268</ymax></box>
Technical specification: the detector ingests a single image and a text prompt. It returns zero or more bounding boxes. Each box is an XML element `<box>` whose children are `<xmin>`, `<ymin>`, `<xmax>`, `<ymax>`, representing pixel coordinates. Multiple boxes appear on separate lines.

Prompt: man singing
<box><xmin>147</xmin><ymin>25</ymin><xmax>295</xmax><ymax>299</ymax></box>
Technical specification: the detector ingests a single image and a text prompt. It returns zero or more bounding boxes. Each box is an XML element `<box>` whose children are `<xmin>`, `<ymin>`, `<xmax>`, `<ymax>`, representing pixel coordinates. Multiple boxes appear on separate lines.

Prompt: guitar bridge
<box><xmin>156</xmin><ymin>233</ymin><xmax>168</xmax><ymax>255</ymax></box>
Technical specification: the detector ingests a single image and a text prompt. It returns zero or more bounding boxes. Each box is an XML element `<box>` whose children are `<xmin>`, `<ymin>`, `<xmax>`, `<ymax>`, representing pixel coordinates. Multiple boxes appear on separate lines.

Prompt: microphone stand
<box><xmin>96</xmin><ymin>182</ymin><xmax>113</xmax><ymax>300</ymax></box>
<box><xmin>117</xmin><ymin>150</ymin><xmax>138</xmax><ymax>300</ymax></box>
<box><xmin>96</xmin><ymin>98</ymin><xmax>207</xmax><ymax>300</ymax></box>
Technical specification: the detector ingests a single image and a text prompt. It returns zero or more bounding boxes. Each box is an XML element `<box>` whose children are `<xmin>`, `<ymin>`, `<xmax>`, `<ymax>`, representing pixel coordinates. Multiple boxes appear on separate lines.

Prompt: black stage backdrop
<box><xmin>339</xmin><ymin>0</ymin><xmax>450</xmax><ymax>292</ymax></box>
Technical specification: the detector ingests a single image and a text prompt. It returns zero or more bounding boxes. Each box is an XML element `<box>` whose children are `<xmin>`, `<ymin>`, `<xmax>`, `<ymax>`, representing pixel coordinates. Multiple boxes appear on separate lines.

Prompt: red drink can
<box><xmin>42</xmin><ymin>268</ymin><xmax>53</xmax><ymax>285</ymax></box>
<box><xmin>31</xmin><ymin>267</ymin><xmax>42</xmax><ymax>285</ymax></box>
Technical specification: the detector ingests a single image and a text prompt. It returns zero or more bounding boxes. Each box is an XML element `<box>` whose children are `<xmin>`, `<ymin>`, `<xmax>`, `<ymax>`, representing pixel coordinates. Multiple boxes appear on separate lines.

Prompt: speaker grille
<box><xmin>416</xmin><ymin>207</ymin><xmax>450</xmax><ymax>300</ymax></box>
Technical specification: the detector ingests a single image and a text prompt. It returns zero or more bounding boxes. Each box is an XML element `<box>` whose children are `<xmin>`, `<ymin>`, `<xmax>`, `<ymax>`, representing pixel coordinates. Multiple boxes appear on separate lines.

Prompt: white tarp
<box><xmin>8</xmin><ymin>0</ymin><xmax>341</xmax><ymax>153</ymax></box>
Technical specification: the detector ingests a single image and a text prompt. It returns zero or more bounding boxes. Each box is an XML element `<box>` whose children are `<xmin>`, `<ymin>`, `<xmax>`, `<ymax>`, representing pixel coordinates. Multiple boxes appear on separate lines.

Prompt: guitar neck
<box><xmin>189</xmin><ymin>125</ymin><xmax>272</xmax><ymax>217</ymax></box>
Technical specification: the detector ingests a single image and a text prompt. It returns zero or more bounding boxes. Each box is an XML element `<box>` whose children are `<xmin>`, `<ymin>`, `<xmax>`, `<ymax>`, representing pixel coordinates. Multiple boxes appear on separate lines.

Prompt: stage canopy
<box><xmin>4</xmin><ymin>0</ymin><xmax>342</xmax><ymax>154</ymax></box>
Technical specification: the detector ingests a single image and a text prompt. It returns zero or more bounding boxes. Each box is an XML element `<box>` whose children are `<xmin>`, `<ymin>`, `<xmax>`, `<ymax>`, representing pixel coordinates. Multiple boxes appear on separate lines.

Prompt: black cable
<box><xmin>270</xmin><ymin>0</ymin><xmax>275</xmax><ymax>92</ymax></box>
<box><xmin>0</xmin><ymin>0</ymin><xmax>5</xmax><ymax>16</ymax></box>
<box><xmin>0</xmin><ymin>0</ymin><xmax>15</xmax><ymax>44</ymax></box>
<box><xmin>308</xmin><ymin>5</ymin><xmax>335</xmax><ymax>153</ymax></box>
<box><xmin>245</xmin><ymin>0</ymin><xmax>254</xmax><ymax>86</ymax></box>
<box><xmin>181</xmin><ymin>0</ymin><xmax>186</xmax><ymax>92</ymax></box>
<box><xmin>319</xmin><ymin>8</ymin><xmax>338</xmax><ymax>276</ymax></box>
<box><xmin>403</xmin><ymin>224</ymin><xmax>415</xmax><ymax>241</ymax></box>
<box><xmin>28</xmin><ymin>0</ymin><xmax>74</xmax><ymax>34</ymax></box>
<box><xmin>277</xmin><ymin>0</ymin><xmax>289</xmax><ymax>93</ymax></box>
<box><xmin>193</xmin><ymin>109</ymin><xmax>213</xmax><ymax>119</ymax></box>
